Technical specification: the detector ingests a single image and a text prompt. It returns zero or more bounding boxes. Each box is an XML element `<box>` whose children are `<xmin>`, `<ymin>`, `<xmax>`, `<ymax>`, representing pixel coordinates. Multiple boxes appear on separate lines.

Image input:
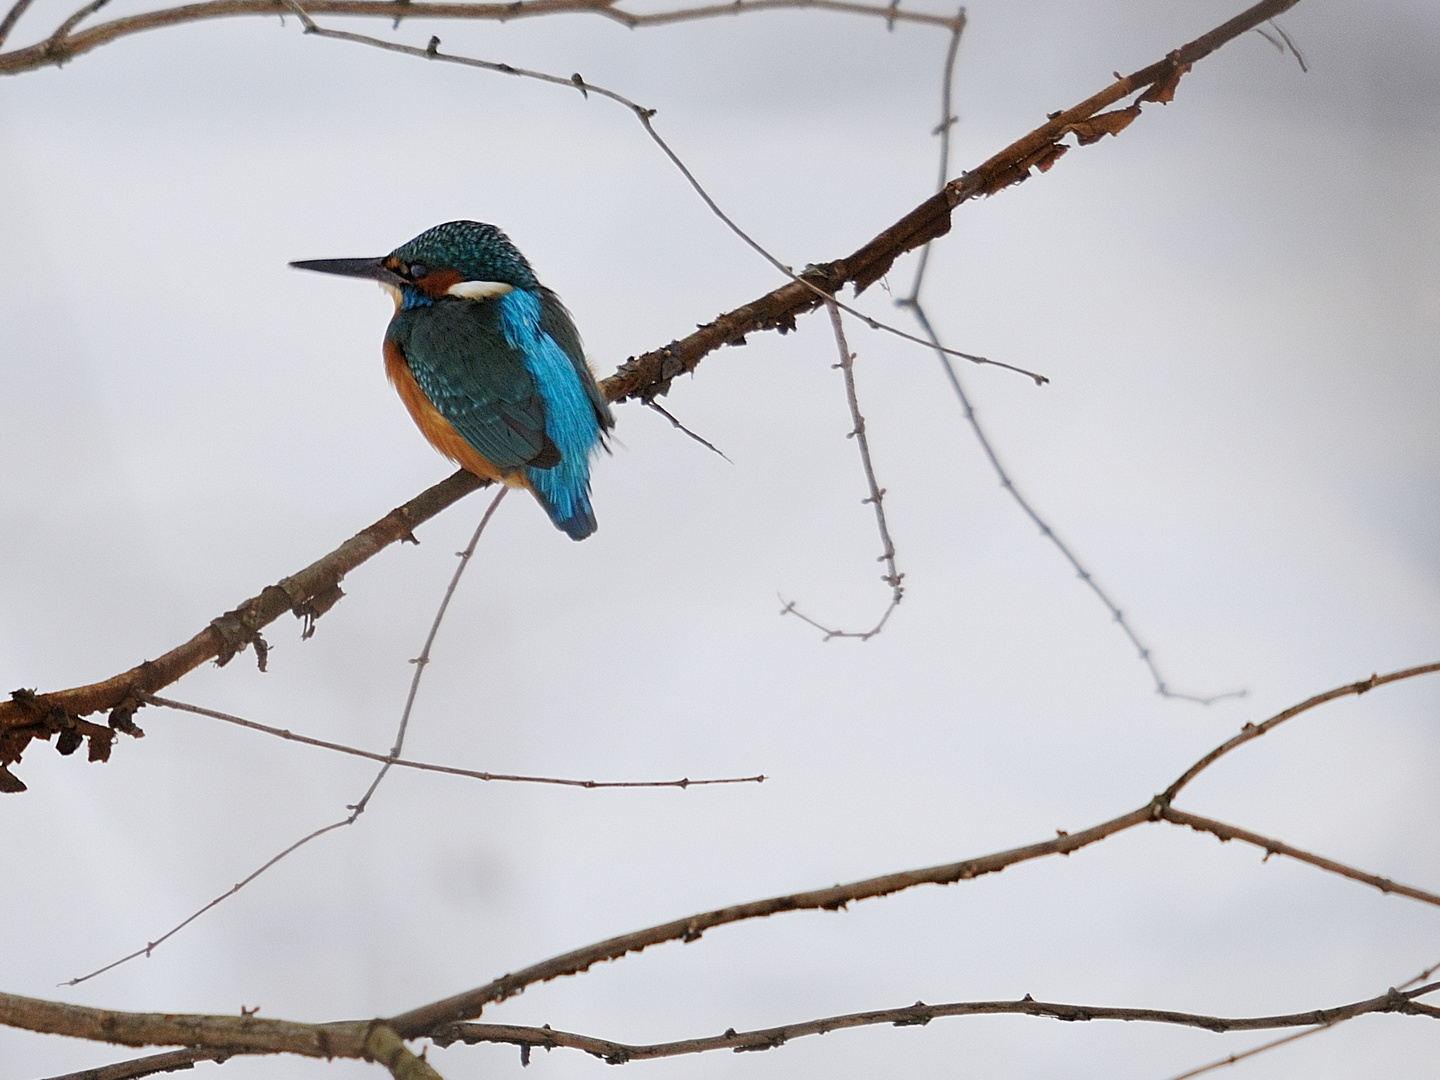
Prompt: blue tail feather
<box><xmin>527</xmin><ymin>477</ymin><xmax>596</xmax><ymax>540</ymax></box>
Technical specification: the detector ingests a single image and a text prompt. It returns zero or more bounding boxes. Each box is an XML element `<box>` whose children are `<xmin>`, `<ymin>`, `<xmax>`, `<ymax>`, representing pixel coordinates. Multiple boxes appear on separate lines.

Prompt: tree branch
<box><xmin>434</xmin><ymin>983</ymin><xmax>1440</xmax><ymax>1063</ymax></box>
<box><xmin>10</xmin><ymin>982</ymin><xmax>1438</xmax><ymax>1075</ymax></box>
<box><xmin>601</xmin><ymin>0</ymin><xmax>1301</xmax><ymax>403</ymax></box>
<box><xmin>0</xmin><ymin>993</ymin><xmax>368</xmax><ymax>1059</ymax></box>
<box><xmin>40</xmin><ymin>1046</ymin><xmax>232</xmax><ymax>1080</ymax></box>
<box><xmin>0</xmin><ymin>469</ymin><xmax>488</xmax><ymax>791</ymax></box>
<box><xmin>1161</xmin><ymin>807</ymin><xmax>1440</xmax><ymax>907</ymax></box>
<box><xmin>144</xmin><ymin>693</ymin><xmax>765</xmax><ymax>789</ymax></box>
<box><xmin>1162</xmin><ymin>663</ymin><xmax>1440</xmax><ymax>803</ymax></box>
<box><xmin>0</xmin><ymin>0</ymin><xmax>953</xmax><ymax>74</ymax></box>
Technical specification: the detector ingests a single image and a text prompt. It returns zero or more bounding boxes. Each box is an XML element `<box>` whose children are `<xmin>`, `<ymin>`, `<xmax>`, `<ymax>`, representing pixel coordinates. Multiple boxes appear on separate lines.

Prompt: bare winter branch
<box><xmin>9</xmin><ymin>980</ymin><xmax>1438</xmax><ymax>1074</ymax></box>
<box><xmin>1160</xmin><ymin>807</ymin><xmax>1440</xmax><ymax>907</ymax></box>
<box><xmin>1165</xmin><ymin>956</ymin><xmax>1440</xmax><ymax>1080</ymax></box>
<box><xmin>435</xmin><ymin>983</ymin><xmax>1440</xmax><ymax>1063</ymax></box>
<box><xmin>144</xmin><ymin>693</ymin><xmax>765</xmax><ymax>789</ymax></box>
<box><xmin>40</xmin><ymin>1046</ymin><xmax>231</xmax><ymax>1080</ymax></box>
<box><xmin>0</xmin><ymin>0</ymin><xmax>956</xmax><ymax>75</ymax></box>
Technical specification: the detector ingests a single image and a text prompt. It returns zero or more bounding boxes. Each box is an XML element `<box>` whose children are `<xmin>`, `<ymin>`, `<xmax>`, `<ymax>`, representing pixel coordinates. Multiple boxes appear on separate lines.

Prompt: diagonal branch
<box><xmin>0</xmin><ymin>469</ymin><xmax>488</xmax><ymax>791</ymax></box>
<box><xmin>603</xmin><ymin>0</ymin><xmax>1301</xmax><ymax>402</ymax></box>
<box><xmin>435</xmin><ymin>983</ymin><xmax>1440</xmax><ymax>1063</ymax></box>
<box><xmin>1161</xmin><ymin>807</ymin><xmax>1440</xmax><ymax>906</ymax></box>
<box><xmin>40</xmin><ymin>1046</ymin><xmax>233</xmax><ymax>1080</ymax></box>
<box><xmin>0</xmin><ymin>0</ymin><xmax>37</xmax><ymax>48</ymax></box>
<box><xmin>385</xmin><ymin>805</ymin><xmax>1159</xmax><ymax>1035</ymax></box>
<box><xmin>1162</xmin><ymin>663</ymin><xmax>1440</xmax><ymax>802</ymax></box>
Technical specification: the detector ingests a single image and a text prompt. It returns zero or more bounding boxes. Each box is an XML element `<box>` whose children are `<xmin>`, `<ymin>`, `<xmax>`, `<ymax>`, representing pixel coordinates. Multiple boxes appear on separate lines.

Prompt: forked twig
<box><xmin>780</xmin><ymin>301</ymin><xmax>904</xmax><ymax>640</ymax></box>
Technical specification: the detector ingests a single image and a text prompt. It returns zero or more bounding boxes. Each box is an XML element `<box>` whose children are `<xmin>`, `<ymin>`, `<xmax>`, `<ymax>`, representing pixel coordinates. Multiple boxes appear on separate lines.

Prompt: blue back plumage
<box><xmin>498</xmin><ymin>289</ymin><xmax>603</xmax><ymax>539</ymax></box>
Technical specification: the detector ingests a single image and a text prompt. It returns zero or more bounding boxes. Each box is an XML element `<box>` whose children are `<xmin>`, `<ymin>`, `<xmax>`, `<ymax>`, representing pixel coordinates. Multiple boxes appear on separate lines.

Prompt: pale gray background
<box><xmin>2</xmin><ymin>1</ymin><xmax>1438</xmax><ymax>1077</ymax></box>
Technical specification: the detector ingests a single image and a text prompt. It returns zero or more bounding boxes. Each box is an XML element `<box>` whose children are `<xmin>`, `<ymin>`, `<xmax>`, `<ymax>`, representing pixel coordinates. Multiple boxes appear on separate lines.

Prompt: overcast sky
<box><xmin>2</xmin><ymin>2</ymin><xmax>1438</xmax><ymax>1078</ymax></box>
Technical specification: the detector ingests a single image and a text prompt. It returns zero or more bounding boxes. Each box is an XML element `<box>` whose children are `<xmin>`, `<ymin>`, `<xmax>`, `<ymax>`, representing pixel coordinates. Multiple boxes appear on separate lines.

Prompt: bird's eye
<box><xmin>408</xmin><ymin>262</ymin><xmax>428</xmax><ymax>280</ymax></box>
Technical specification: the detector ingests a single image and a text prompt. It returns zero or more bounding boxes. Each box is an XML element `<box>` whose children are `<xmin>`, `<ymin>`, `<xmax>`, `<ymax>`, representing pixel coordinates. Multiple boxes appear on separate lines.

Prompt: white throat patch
<box><xmin>447</xmin><ymin>280</ymin><xmax>515</xmax><ymax>301</ymax></box>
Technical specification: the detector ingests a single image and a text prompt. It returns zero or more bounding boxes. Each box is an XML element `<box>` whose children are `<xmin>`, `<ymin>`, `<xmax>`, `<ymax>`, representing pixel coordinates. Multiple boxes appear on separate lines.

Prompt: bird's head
<box><xmin>290</xmin><ymin>220</ymin><xmax>539</xmax><ymax>309</ymax></box>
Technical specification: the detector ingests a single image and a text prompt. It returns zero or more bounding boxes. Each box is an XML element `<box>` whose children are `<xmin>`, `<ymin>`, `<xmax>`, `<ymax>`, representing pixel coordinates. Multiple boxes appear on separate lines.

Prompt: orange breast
<box><xmin>382</xmin><ymin>339</ymin><xmax>529</xmax><ymax>490</ymax></box>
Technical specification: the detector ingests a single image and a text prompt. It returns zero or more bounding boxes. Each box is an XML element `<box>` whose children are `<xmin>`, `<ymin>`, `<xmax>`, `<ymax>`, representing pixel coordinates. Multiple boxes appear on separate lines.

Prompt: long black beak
<box><xmin>289</xmin><ymin>256</ymin><xmax>406</xmax><ymax>288</ymax></box>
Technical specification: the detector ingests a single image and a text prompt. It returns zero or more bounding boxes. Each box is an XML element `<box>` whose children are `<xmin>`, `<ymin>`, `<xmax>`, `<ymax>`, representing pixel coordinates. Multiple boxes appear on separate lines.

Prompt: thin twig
<box><xmin>1166</xmin><ymin>955</ymin><xmax>1440</xmax><ymax>1080</ymax></box>
<box><xmin>353</xmin><ymin>487</ymin><xmax>508</xmax><ymax>813</ymax></box>
<box><xmin>64</xmin><ymin>491</ymin><xmax>508</xmax><ymax>986</ymax></box>
<box><xmin>645</xmin><ymin>401</ymin><xmax>731</xmax><ymax>462</ymax></box>
<box><xmin>905</xmin><ymin>303</ymin><xmax>1246</xmax><ymax>705</ymax></box>
<box><xmin>1162</xmin><ymin>663</ymin><xmax>1440</xmax><ymax>802</ymax></box>
<box><xmin>1161</xmin><ymin>807</ymin><xmax>1440</xmax><ymax>907</ymax></box>
<box><xmin>435</xmin><ymin>983</ymin><xmax>1440</xmax><ymax>1063</ymax></box>
<box><xmin>44</xmin><ymin>0</ymin><xmax>108</xmax><ymax>46</ymax></box>
<box><xmin>1266</xmin><ymin>17</ymin><xmax>1307</xmax><ymax>72</ymax></box>
<box><xmin>780</xmin><ymin>301</ymin><xmax>903</xmax><ymax>641</ymax></box>
<box><xmin>143</xmin><ymin>694</ymin><xmax>764</xmax><ymax>790</ymax></box>
<box><xmin>39</xmin><ymin>1046</ymin><xmax>232</xmax><ymax>1080</ymax></box>
<box><xmin>894</xmin><ymin>10</ymin><xmax>1243</xmax><ymax>704</ymax></box>
<box><xmin>0</xmin><ymin>0</ymin><xmax>37</xmax><ymax>48</ymax></box>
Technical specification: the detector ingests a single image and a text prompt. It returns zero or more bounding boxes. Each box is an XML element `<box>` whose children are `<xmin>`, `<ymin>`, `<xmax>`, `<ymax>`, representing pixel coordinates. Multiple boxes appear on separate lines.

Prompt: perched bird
<box><xmin>292</xmin><ymin>220</ymin><xmax>613</xmax><ymax>540</ymax></box>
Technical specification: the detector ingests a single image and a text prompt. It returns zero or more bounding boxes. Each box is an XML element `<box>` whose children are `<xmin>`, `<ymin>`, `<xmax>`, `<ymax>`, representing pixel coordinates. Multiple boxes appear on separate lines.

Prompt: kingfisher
<box><xmin>292</xmin><ymin>221</ymin><xmax>614</xmax><ymax>540</ymax></box>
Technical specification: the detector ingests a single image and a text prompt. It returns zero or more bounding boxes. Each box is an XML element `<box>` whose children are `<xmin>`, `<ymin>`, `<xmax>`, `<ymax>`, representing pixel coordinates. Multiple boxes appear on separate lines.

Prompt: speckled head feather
<box><xmin>390</xmin><ymin>221</ymin><xmax>539</xmax><ymax>289</ymax></box>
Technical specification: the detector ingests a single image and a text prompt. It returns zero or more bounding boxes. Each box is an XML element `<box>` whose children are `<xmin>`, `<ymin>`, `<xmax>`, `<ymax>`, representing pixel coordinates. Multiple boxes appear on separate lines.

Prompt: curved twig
<box><xmin>144</xmin><ymin>693</ymin><xmax>765</xmax><ymax>789</ymax></box>
<box><xmin>436</xmin><ymin>983</ymin><xmax>1440</xmax><ymax>1063</ymax></box>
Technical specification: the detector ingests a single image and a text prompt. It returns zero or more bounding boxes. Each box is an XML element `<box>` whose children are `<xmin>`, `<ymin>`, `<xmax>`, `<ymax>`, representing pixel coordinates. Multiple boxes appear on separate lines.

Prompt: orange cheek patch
<box><xmin>415</xmin><ymin>268</ymin><xmax>464</xmax><ymax>300</ymax></box>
